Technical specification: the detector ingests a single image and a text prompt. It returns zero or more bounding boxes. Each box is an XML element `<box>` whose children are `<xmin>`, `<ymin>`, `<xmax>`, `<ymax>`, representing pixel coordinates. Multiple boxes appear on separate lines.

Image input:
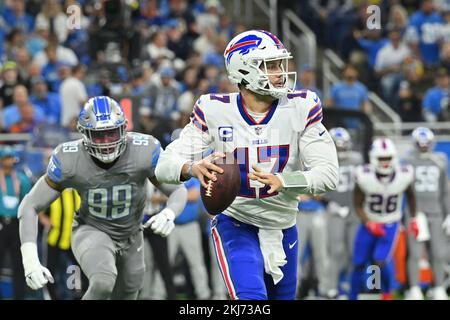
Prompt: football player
<box><xmin>403</xmin><ymin>127</ymin><xmax>449</xmax><ymax>300</ymax></box>
<box><xmin>18</xmin><ymin>96</ymin><xmax>188</xmax><ymax>299</ymax></box>
<box><xmin>323</xmin><ymin>127</ymin><xmax>363</xmax><ymax>299</ymax></box>
<box><xmin>155</xmin><ymin>30</ymin><xmax>339</xmax><ymax>300</ymax></box>
<box><xmin>350</xmin><ymin>137</ymin><xmax>418</xmax><ymax>300</ymax></box>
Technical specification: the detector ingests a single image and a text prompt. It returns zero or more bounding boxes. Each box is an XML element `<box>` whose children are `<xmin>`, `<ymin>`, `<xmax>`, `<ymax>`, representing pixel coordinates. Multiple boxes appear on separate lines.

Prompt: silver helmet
<box><xmin>77</xmin><ymin>96</ymin><xmax>127</xmax><ymax>163</ymax></box>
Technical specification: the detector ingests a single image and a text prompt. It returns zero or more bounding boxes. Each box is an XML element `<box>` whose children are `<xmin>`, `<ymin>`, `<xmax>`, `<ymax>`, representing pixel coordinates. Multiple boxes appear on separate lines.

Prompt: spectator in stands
<box><xmin>29</xmin><ymin>75</ymin><xmax>61</xmax><ymax>125</ymax></box>
<box><xmin>386</xmin><ymin>4</ymin><xmax>409</xmax><ymax>33</ymax></box>
<box><xmin>148</xmin><ymin>65</ymin><xmax>180</xmax><ymax>120</ymax></box>
<box><xmin>327</xmin><ymin>64</ymin><xmax>371</xmax><ymax>114</ymax></box>
<box><xmin>440</xmin><ymin>42</ymin><xmax>450</xmax><ymax>72</ymax></box>
<box><xmin>422</xmin><ymin>68</ymin><xmax>450</xmax><ymax>122</ymax></box>
<box><xmin>0</xmin><ymin>146</ymin><xmax>32</xmax><ymax>300</ymax></box>
<box><xmin>7</xmin><ymin>101</ymin><xmax>45</xmax><ymax>133</ymax></box>
<box><xmin>353</xmin><ymin>29</ymin><xmax>388</xmax><ymax>70</ymax></box>
<box><xmin>395</xmin><ymin>80</ymin><xmax>424</xmax><ymax>122</ymax></box>
<box><xmin>59</xmin><ymin>64</ymin><xmax>87</xmax><ymax>130</ymax></box>
<box><xmin>374</xmin><ymin>27</ymin><xmax>412</xmax><ymax>106</ymax></box>
<box><xmin>168</xmin><ymin>0</ymin><xmax>199</xmax><ymax>43</ymax></box>
<box><xmin>405</xmin><ymin>0</ymin><xmax>443</xmax><ymax>67</ymax></box>
<box><xmin>0</xmin><ymin>61</ymin><xmax>23</xmax><ymax>109</ymax></box>
<box><xmin>35</xmin><ymin>0</ymin><xmax>68</xmax><ymax>44</ymax></box>
<box><xmin>41</xmin><ymin>43</ymin><xmax>66</xmax><ymax>92</ymax></box>
<box><xmin>32</xmin><ymin>36</ymin><xmax>78</xmax><ymax>68</ymax></box>
<box><xmin>2</xmin><ymin>0</ymin><xmax>35</xmax><ymax>34</ymax></box>
<box><xmin>298</xmin><ymin>64</ymin><xmax>322</xmax><ymax>99</ymax></box>
<box><xmin>3</xmin><ymin>28</ymin><xmax>26</xmax><ymax>61</ymax></box>
<box><xmin>143</xmin><ymin>30</ymin><xmax>176</xmax><ymax>62</ymax></box>
<box><xmin>2</xmin><ymin>85</ymin><xmax>45</xmax><ymax>132</ymax></box>
<box><xmin>14</xmin><ymin>47</ymin><xmax>32</xmax><ymax>85</ymax></box>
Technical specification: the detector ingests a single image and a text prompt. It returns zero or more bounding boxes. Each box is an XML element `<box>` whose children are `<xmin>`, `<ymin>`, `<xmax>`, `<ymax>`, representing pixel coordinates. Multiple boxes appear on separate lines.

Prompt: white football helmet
<box><xmin>411</xmin><ymin>127</ymin><xmax>434</xmax><ymax>153</ymax></box>
<box><xmin>369</xmin><ymin>137</ymin><xmax>398</xmax><ymax>175</ymax></box>
<box><xmin>223</xmin><ymin>29</ymin><xmax>297</xmax><ymax>99</ymax></box>
<box><xmin>77</xmin><ymin>96</ymin><xmax>128</xmax><ymax>163</ymax></box>
<box><xmin>329</xmin><ymin>127</ymin><xmax>352</xmax><ymax>152</ymax></box>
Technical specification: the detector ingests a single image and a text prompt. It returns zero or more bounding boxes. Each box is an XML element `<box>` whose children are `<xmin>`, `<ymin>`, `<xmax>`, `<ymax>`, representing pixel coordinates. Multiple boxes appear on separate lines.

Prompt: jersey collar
<box><xmin>236</xmin><ymin>93</ymin><xmax>278</xmax><ymax>126</ymax></box>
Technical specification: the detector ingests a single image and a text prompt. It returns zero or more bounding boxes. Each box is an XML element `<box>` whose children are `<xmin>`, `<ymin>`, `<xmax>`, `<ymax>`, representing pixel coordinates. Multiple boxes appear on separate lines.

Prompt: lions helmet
<box><xmin>411</xmin><ymin>127</ymin><xmax>434</xmax><ymax>153</ymax></box>
<box><xmin>224</xmin><ymin>29</ymin><xmax>297</xmax><ymax>99</ymax></box>
<box><xmin>369</xmin><ymin>137</ymin><xmax>398</xmax><ymax>175</ymax></box>
<box><xmin>77</xmin><ymin>96</ymin><xmax>127</xmax><ymax>163</ymax></box>
<box><xmin>329</xmin><ymin>127</ymin><xmax>352</xmax><ymax>152</ymax></box>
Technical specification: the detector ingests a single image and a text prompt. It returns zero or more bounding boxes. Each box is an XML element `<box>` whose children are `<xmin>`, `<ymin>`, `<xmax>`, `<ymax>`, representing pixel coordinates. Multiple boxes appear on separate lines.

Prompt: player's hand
<box><xmin>408</xmin><ymin>218</ymin><xmax>419</xmax><ymax>239</ymax></box>
<box><xmin>21</xmin><ymin>243</ymin><xmax>54</xmax><ymax>290</ymax></box>
<box><xmin>248</xmin><ymin>165</ymin><xmax>283</xmax><ymax>194</ymax></box>
<box><xmin>365</xmin><ymin>221</ymin><xmax>386</xmax><ymax>237</ymax></box>
<box><xmin>188</xmin><ymin>152</ymin><xmax>225</xmax><ymax>188</ymax></box>
<box><xmin>144</xmin><ymin>208</ymin><xmax>175</xmax><ymax>237</ymax></box>
<box><xmin>442</xmin><ymin>215</ymin><xmax>450</xmax><ymax>236</ymax></box>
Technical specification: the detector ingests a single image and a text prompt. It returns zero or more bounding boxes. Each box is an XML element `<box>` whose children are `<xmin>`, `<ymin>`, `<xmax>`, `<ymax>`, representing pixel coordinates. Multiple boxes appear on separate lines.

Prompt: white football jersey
<box><xmin>355</xmin><ymin>164</ymin><xmax>414</xmax><ymax>224</ymax></box>
<box><xmin>156</xmin><ymin>90</ymin><xmax>339</xmax><ymax>229</ymax></box>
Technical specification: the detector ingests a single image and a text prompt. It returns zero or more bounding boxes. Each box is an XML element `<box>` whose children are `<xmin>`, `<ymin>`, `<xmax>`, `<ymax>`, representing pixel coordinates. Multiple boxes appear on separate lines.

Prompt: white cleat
<box><xmin>432</xmin><ymin>287</ymin><xmax>448</xmax><ymax>300</ymax></box>
<box><xmin>406</xmin><ymin>286</ymin><xmax>424</xmax><ymax>300</ymax></box>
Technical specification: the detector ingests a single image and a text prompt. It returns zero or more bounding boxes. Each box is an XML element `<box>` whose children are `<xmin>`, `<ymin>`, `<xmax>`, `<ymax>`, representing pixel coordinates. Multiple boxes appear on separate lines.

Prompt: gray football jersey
<box><xmin>323</xmin><ymin>151</ymin><xmax>363</xmax><ymax>212</ymax></box>
<box><xmin>402</xmin><ymin>151</ymin><xmax>450</xmax><ymax>216</ymax></box>
<box><xmin>47</xmin><ymin>132</ymin><xmax>163</xmax><ymax>240</ymax></box>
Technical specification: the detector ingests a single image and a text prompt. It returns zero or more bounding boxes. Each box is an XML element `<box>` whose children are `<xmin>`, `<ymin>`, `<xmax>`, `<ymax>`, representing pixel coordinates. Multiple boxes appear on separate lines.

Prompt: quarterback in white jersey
<box><xmin>155</xmin><ymin>30</ymin><xmax>339</xmax><ymax>300</ymax></box>
<box><xmin>350</xmin><ymin>137</ymin><xmax>417</xmax><ymax>300</ymax></box>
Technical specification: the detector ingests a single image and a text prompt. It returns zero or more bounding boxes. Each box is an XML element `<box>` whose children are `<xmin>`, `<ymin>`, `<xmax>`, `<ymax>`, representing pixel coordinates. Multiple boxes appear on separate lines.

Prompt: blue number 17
<box><xmin>234</xmin><ymin>145</ymin><xmax>290</xmax><ymax>198</ymax></box>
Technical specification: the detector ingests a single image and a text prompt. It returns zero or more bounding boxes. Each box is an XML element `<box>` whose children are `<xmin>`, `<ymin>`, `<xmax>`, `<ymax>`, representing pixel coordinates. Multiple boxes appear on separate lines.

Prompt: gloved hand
<box><xmin>408</xmin><ymin>218</ymin><xmax>419</xmax><ymax>239</ymax></box>
<box><xmin>442</xmin><ymin>215</ymin><xmax>450</xmax><ymax>236</ymax></box>
<box><xmin>365</xmin><ymin>221</ymin><xmax>386</xmax><ymax>237</ymax></box>
<box><xmin>21</xmin><ymin>243</ymin><xmax>54</xmax><ymax>290</ymax></box>
<box><xmin>143</xmin><ymin>208</ymin><xmax>175</xmax><ymax>237</ymax></box>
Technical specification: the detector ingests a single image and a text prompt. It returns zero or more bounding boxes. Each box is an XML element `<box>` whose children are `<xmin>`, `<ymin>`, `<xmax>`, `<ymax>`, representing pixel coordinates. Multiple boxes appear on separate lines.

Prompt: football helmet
<box><xmin>224</xmin><ymin>29</ymin><xmax>296</xmax><ymax>99</ymax></box>
<box><xmin>329</xmin><ymin>127</ymin><xmax>351</xmax><ymax>152</ymax></box>
<box><xmin>369</xmin><ymin>137</ymin><xmax>398</xmax><ymax>175</ymax></box>
<box><xmin>411</xmin><ymin>127</ymin><xmax>434</xmax><ymax>153</ymax></box>
<box><xmin>77</xmin><ymin>96</ymin><xmax>127</xmax><ymax>163</ymax></box>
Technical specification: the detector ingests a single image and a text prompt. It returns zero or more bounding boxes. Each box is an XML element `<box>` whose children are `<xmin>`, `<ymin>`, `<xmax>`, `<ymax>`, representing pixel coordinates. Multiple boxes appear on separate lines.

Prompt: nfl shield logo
<box><xmin>255</xmin><ymin>127</ymin><xmax>263</xmax><ymax>135</ymax></box>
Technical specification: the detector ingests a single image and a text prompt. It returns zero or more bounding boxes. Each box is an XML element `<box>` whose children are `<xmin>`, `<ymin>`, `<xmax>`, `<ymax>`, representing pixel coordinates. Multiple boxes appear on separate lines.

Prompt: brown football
<box><xmin>200</xmin><ymin>156</ymin><xmax>241</xmax><ymax>215</ymax></box>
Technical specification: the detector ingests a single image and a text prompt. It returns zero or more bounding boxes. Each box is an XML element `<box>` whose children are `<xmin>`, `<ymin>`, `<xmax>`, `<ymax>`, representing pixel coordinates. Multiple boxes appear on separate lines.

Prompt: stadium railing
<box><xmin>229</xmin><ymin>0</ymin><xmax>279</xmax><ymax>34</ymax></box>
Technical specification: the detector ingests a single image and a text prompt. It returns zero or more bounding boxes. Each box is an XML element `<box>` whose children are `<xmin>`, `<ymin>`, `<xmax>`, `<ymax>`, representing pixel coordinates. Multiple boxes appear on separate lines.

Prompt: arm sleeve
<box><xmin>156</xmin><ymin>183</ymin><xmax>188</xmax><ymax>218</ymax></box>
<box><xmin>18</xmin><ymin>176</ymin><xmax>61</xmax><ymax>244</ymax></box>
<box><xmin>155</xmin><ymin>103</ymin><xmax>213</xmax><ymax>184</ymax></box>
<box><xmin>276</xmin><ymin>123</ymin><xmax>339</xmax><ymax>195</ymax></box>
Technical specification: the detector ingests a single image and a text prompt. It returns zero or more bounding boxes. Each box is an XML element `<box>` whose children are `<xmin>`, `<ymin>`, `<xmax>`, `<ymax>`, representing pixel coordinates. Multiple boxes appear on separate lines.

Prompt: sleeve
<box><xmin>155</xmin><ymin>96</ymin><xmax>213</xmax><ymax>184</ymax></box>
<box><xmin>46</xmin><ymin>145</ymin><xmax>71</xmax><ymax>187</ymax></box>
<box><xmin>422</xmin><ymin>90</ymin><xmax>433</xmax><ymax>111</ymax></box>
<box><xmin>276</xmin><ymin>92</ymin><xmax>339</xmax><ymax>195</ymax></box>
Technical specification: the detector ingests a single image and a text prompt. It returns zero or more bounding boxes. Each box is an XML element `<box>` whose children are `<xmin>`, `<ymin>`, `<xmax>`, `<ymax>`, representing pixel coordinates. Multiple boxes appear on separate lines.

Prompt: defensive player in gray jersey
<box><xmin>403</xmin><ymin>127</ymin><xmax>450</xmax><ymax>300</ymax></box>
<box><xmin>17</xmin><ymin>96</ymin><xmax>188</xmax><ymax>299</ymax></box>
<box><xmin>323</xmin><ymin>128</ymin><xmax>363</xmax><ymax>299</ymax></box>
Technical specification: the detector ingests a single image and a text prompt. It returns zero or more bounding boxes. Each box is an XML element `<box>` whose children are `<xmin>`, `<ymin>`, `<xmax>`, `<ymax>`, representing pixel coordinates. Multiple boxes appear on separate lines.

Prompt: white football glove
<box><xmin>144</xmin><ymin>208</ymin><xmax>175</xmax><ymax>237</ymax></box>
<box><xmin>442</xmin><ymin>215</ymin><xmax>450</xmax><ymax>236</ymax></box>
<box><xmin>21</xmin><ymin>243</ymin><xmax>54</xmax><ymax>290</ymax></box>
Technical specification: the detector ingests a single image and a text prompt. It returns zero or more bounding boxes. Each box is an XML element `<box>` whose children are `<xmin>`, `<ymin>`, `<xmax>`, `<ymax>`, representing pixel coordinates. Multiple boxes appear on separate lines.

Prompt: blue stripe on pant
<box><xmin>211</xmin><ymin>214</ymin><xmax>298</xmax><ymax>300</ymax></box>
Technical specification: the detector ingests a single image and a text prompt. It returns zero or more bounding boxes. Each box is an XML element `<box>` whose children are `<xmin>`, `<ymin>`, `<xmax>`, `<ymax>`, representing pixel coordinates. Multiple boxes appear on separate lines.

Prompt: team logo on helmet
<box><xmin>225</xmin><ymin>34</ymin><xmax>263</xmax><ymax>64</ymax></box>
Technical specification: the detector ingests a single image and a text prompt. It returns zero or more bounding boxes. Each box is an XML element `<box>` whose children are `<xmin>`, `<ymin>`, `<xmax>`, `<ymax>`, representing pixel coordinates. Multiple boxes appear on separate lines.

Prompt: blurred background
<box><xmin>0</xmin><ymin>0</ymin><xmax>449</xmax><ymax>300</ymax></box>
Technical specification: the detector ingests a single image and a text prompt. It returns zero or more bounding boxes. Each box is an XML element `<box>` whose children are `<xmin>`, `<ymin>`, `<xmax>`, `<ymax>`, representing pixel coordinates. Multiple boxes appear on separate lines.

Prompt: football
<box><xmin>200</xmin><ymin>155</ymin><xmax>241</xmax><ymax>215</ymax></box>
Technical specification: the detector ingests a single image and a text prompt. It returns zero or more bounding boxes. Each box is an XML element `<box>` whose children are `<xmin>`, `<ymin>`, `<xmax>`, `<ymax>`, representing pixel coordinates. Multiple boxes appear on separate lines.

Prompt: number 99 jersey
<box><xmin>354</xmin><ymin>164</ymin><xmax>414</xmax><ymax>224</ymax></box>
<box><xmin>46</xmin><ymin>132</ymin><xmax>162</xmax><ymax>240</ymax></box>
